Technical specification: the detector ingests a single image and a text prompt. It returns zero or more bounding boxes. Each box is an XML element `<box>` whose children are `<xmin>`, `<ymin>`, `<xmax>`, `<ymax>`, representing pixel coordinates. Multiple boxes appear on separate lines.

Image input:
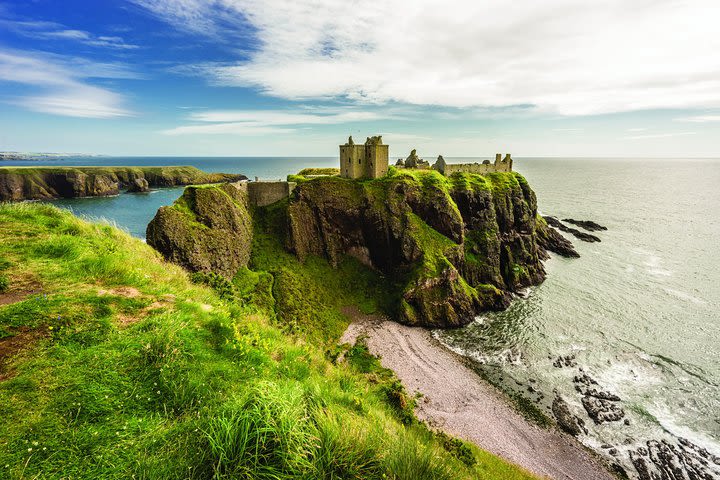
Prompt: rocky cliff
<box><xmin>0</xmin><ymin>166</ymin><xmax>246</xmax><ymax>201</ymax></box>
<box><xmin>285</xmin><ymin>170</ymin><xmax>574</xmax><ymax>327</ymax></box>
<box><xmin>146</xmin><ymin>183</ymin><xmax>253</xmax><ymax>279</ymax></box>
<box><xmin>145</xmin><ymin>170</ymin><xmax>576</xmax><ymax>328</ymax></box>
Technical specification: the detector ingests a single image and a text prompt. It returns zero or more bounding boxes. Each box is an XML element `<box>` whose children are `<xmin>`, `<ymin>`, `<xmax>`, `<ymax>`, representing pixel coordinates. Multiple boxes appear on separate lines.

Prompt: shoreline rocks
<box><xmin>562</xmin><ymin>218</ymin><xmax>608</xmax><ymax>232</ymax></box>
<box><xmin>543</xmin><ymin>216</ymin><xmax>602</xmax><ymax>242</ymax></box>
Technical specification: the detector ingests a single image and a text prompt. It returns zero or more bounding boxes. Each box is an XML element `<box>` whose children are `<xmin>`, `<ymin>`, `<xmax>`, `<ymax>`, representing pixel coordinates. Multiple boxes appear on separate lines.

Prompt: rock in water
<box><xmin>146</xmin><ymin>183</ymin><xmax>253</xmax><ymax>278</ymax></box>
<box><xmin>127</xmin><ymin>177</ymin><xmax>149</xmax><ymax>193</ymax></box>
<box><xmin>542</xmin><ymin>216</ymin><xmax>602</xmax><ymax>243</ymax></box>
<box><xmin>536</xmin><ymin>219</ymin><xmax>580</xmax><ymax>258</ymax></box>
<box><xmin>562</xmin><ymin>218</ymin><xmax>607</xmax><ymax>232</ymax></box>
<box><xmin>552</xmin><ymin>396</ymin><xmax>584</xmax><ymax>436</ymax></box>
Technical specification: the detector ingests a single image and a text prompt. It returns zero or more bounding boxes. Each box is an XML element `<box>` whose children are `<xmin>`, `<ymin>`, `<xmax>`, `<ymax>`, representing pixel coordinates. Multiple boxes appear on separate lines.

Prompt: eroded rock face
<box><xmin>146</xmin><ymin>183</ymin><xmax>253</xmax><ymax>279</ymax></box>
<box><xmin>127</xmin><ymin>178</ymin><xmax>150</xmax><ymax>193</ymax></box>
<box><xmin>285</xmin><ymin>172</ymin><xmax>564</xmax><ymax>327</ymax></box>
<box><xmin>0</xmin><ymin>166</ymin><xmax>246</xmax><ymax>201</ymax></box>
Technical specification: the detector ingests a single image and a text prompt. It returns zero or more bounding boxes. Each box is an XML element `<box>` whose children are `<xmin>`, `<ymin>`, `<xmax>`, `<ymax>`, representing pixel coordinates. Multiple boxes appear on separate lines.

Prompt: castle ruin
<box><xmin>339</xmin><ymin>136</ymin><xmax>389</xmax><ymax>179</ymax></box>
<box><xmin>431</xmin><ymin>153</ymin><xmax>513</xmax><ymax>175</ymax></box>
<box><xmin>340</xmin><ymin>135</ymin><xmax>512</xmax><ymax>178</ymax></box>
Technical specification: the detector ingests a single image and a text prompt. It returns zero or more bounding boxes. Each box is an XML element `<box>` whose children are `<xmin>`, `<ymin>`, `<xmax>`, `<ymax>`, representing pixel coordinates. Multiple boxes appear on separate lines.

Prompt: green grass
<box><xmin>0</xmin><ymin>202</ymin><xmax>540</xmax><ymax>479</ymax></box>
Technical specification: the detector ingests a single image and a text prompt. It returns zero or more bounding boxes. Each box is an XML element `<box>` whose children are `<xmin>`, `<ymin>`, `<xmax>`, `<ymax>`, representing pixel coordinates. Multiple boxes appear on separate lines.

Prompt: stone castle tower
<box><xmin>340</xmin><ymin>135</ymin><xmax>389</xmax><ymax>179</ymax></box>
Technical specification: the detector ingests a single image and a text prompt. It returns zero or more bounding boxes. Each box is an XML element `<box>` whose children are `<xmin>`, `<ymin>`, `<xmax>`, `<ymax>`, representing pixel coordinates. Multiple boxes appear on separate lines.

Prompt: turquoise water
<box><xmin>6</xmin><ymin>156</ymin><xmax>720</xmax><ymax>471</ymax></box>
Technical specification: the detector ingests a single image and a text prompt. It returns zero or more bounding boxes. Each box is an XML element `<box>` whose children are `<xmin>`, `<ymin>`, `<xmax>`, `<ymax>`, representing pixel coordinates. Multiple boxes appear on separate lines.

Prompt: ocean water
<box><xmin>435</xmin><ymin>157</ymin><xmax>720</xmax><ymax>469</ymax></box>
<box><xmin>5</xmin><ymin>156</ymin><xmax>720</xmax><ymax>470</ymax></box>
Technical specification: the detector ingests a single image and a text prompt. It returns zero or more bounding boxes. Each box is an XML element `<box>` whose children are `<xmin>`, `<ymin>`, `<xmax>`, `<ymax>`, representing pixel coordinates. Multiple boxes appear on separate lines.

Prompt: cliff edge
<box><xmin>0</xmin><ymin>166</ymin><xmax>246</xmax><ymax>201</ymax></box>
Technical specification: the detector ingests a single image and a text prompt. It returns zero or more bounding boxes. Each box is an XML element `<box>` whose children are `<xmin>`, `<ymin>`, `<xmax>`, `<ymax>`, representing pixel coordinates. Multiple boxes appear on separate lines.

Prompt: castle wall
<box><xmin>340</xmin><ymin>144</ymin><xmax>388</xmax><ymax>179</ymax></box>
<box><xmin>433</xmin><ymin>155</ymin><xmax>512</xmax><ymax>176</ymax></box>
<box><xmin>246</xmin><ymin>181</ymin><xmax>296</xmax><ymax>207</ymax></box>
<box><xmin>367</xmin><ymin>144</ymin><xmax>389</xmax><ymax>178</ymax></box>
<box><xmin>340</xmin><ymin>145</ymin><xmax>366</xmax><ymax>179</ymax></box>
<box><xmin>442</xmin><ymin>163</ymin><xmax>497</xmax><ymax>175</ymax></box>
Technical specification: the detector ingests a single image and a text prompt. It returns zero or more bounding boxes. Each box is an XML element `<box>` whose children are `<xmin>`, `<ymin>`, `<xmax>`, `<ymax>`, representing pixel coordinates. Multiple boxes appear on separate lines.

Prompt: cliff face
<box><xmin>144</xmin><ymin>170</ymin><xmax>575</xmax><ymax>328</ymax></box>
<box><xmin>146</xmin><ymin>183</ymin><xmax>253</xmax><ymax>278</ymax></box>
<box><xmin>286</xmin><ymin>170</ymin><xmax>567</xmax><ymax>327</ymax></box>
<box><xmin>0</xmin><ymin>166</ymin><xmax>246</xmax><ymax>201</ymax></box>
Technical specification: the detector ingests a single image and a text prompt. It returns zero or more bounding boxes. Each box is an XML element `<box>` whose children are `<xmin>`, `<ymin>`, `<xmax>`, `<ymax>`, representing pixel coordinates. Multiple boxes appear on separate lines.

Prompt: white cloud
<box><xmin>135</xmin><ymin>0</ymin><xmax>720</xmax><ymax>115</ymax></box>
<box><xmin>163</xmin><ymin>108</ymin><xmax>394</xmax><ymax>135</ymax></box>
<box><xmin>675</xmin><ymin>115</ymin><xmax>720</xmax><ymax>123</ymax></box>
<box><xmin>624</xmin><ymin>132</ymin><xmax>697</xmax><ymax>140</ymax></box>
<box><xmin>0</xmin><ymin>18</ymin><xmax>139</xmax><ymax>49</ymax></box>
<box><xmin>0</xmin><ymin>50</ymin><xmax>134</xmax><ymax>118</ymax></box>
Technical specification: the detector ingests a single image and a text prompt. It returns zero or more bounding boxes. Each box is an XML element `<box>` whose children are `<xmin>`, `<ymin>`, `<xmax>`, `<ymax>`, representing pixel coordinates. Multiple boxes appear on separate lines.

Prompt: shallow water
<box><xmin>6</xmin><ymin>155</ymin><xmax>720</xmax><ymax>470</ymax></box>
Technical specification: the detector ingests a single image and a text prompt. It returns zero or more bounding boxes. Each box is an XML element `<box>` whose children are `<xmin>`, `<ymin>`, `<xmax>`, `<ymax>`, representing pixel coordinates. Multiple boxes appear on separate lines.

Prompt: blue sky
<box><xmin>0</xmin><ymin>0</ymin><xmax>718</xmax><ymax>157</ymax></box>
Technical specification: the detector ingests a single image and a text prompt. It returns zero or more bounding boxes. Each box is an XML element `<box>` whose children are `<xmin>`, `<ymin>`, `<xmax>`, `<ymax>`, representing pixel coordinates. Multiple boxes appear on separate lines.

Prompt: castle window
<box><xmin>358</xmin><ymin>158</ymin><xmax>362</xmax><ymax>164</ymax></box>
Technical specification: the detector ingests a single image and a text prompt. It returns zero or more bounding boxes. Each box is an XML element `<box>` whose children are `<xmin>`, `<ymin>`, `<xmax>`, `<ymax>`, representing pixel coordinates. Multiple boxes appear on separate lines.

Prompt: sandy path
<box><xmin>341</xmin><ymin>316</ymin><xmax>614</xmax><ymax>480</ymax></box>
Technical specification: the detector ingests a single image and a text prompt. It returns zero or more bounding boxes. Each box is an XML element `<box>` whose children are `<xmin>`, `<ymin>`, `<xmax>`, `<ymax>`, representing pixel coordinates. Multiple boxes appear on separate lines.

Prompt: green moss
<box><xmin>297</xmin><ymin>167</ymin><xmax>340</xmax><ymax>176</ymax></box>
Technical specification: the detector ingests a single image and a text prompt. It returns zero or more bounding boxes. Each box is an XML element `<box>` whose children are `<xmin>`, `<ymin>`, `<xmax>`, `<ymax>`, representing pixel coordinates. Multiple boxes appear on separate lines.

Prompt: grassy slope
<box><xmin>0</xmin><ymin>202</ymin><xmax>539</xmax><ymax>479</ymax></box>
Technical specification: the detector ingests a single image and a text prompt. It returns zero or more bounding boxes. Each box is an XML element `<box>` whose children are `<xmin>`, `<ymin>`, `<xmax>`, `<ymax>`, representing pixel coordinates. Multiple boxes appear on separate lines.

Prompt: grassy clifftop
<box><xmin>0</xmin><ymin>203</ymin><xmax>537</xmax><ymax>479</ymax></box>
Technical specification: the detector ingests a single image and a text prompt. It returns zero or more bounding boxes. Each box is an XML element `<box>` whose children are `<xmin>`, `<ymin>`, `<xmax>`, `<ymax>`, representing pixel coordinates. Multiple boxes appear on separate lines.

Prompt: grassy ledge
<box><xmin>0</xmin><ymin>202</ymin><xmax>539</xmax><ymax>479</ymax></box>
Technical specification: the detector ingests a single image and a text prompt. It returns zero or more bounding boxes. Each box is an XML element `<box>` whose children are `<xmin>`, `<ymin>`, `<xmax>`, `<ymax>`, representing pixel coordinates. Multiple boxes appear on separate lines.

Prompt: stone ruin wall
<box><xmin>235</xmin><ymin>180</ymin><xmax>297</xmax><ymax>207</ymax></box>
<box><xmin>442</xmin><ymin>161</ymin><xmax>512</xmax><ymax>175</ymax></box>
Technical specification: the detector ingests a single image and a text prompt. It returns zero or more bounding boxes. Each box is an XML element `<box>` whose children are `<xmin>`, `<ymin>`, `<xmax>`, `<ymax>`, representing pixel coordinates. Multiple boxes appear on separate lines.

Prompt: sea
<box><xmin>4</xmin><ymin>156</ymin><xmax>720</xmax><ymax>471</ymax></box>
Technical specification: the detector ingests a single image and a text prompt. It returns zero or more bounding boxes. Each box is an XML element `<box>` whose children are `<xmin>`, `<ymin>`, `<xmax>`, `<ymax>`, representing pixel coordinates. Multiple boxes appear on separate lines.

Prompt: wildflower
<box><xmin>27</xmin><ymin>448</ymin><xmax>32</xmax><ymax>452</ymax></box>
<box><xmin>32</xmin><ymin>441</ymin><xmax>38</xmax><ymax>446</ymax></box>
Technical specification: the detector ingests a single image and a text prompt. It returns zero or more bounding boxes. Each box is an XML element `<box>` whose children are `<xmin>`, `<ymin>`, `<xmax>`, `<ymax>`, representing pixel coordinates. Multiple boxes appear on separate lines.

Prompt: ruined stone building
<box><xmin>339</xmin><ymin>136</ymin><xmax>512</xmax><ymax>179</ymax></box>
<box><xmin>339</xmin><ymin>135</ymin><xmax>389</xmax><ymax>179</ymax></box>
<box><xmin>432</xmin><ymin>153</ymin><xmax>513</xmax><ymax>175</ymax></box>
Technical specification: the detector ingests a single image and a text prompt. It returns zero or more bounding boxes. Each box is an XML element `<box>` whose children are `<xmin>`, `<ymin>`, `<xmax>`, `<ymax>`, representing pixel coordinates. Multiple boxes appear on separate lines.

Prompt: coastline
<box><xmin>340</xmin><ymin>311</ymin><xmax>614</xmax><ymax>480</ymax></box>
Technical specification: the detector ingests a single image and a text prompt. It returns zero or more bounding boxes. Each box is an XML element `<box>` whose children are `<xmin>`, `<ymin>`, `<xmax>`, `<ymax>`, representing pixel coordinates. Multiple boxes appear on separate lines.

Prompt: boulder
<box><xmin>127</xmin><ymin>178</ymin><xmax>150</xmax><ymax>193</ymax></box>
<box><xmin>146</xmin><ymin>183</ymin><xmax>253</xmax><ymax>279</ymax></box>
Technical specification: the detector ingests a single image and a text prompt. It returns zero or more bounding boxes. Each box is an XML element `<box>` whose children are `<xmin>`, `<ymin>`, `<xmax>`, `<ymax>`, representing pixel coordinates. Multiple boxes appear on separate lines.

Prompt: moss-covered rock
<box><xmin>284</xmin><ymin>170</ymin><xmax>559</xmax><ymax>327</ymax></box>
<box><xmin>146</xmin><ymin>183</ymin><xmax>253</xmax><ymax>278</ymax></box>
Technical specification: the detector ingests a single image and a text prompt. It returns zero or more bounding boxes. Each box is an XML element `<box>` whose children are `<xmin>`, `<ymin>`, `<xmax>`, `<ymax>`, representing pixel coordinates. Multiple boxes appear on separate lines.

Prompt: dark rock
<box><xmin>542</xmin><ymin>216</ymin><xmax>601</xmax><ymax>243</ymax></box>
<box><xmin>628</xmin><ymin>438</ymin><xmax>720</xmax><ymax>479</ymax></box>
<box><xmin>127</xmin><ymin>177</ymin><xmax>149</xmax><ymax>193</ymax></box>
<box><xmin>561</xmin><ymin>218</ymin><xmax>608</xmax><ymax>232</ymax></box>
<box><xmin>553</xmin><ymin>354</ymin><xmax>577</xmax><ymax>368</ymax></box>
<box><xmin>581</xmin><ymin>395</ymin><xmax>625</xmax><ymax>424</ymax></box>
<box><xmin>537</xmin><ymin>219</ymin><xmax>580</xmax><ymax>257</ymax></box>
<box><xmin>552</xmin><ymin>396</ymin><xmax>583</xmax><ymax>436</ymax></box>
<box><xmin>146</xmin><ymin>183</ymin><xmax>253</xmax><ymax>279</ymax></box>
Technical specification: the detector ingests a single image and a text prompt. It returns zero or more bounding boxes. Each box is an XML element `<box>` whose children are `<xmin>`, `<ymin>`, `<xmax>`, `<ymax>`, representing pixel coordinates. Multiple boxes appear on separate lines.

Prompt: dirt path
<box><xmin>341</xmin><ymin>315</ymin><xmax>614</xmax><ymax>480</ymax></box>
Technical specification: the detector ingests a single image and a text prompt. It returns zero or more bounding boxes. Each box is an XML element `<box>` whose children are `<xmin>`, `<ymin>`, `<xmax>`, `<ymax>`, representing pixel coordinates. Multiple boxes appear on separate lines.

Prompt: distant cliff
<box><xmin>146</xmin><ymin>169</ymin><xmax>576</xmax><ymax>328</ymax></box>
<box><xmin>0</xmin><ymin>166</ymin><xmax>246</xmax><ymax>201</ymax></box>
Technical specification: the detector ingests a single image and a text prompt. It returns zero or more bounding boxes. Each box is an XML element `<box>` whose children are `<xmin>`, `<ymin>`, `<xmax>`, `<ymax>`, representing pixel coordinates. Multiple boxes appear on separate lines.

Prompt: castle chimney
<box><xmin>495</xmin><ymin>153</ymin><xmax>502</xmax><ymax>163</ymax></box>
